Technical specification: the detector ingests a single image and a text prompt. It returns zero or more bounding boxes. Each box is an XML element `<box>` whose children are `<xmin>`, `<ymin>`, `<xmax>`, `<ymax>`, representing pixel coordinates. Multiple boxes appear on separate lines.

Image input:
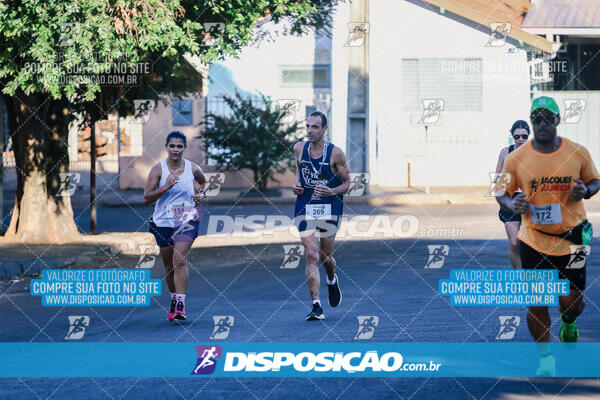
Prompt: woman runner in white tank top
<box><xmin>144</xmin><ymin>131</ymin><xmax>207</xmax><ymax>321</ymax></box>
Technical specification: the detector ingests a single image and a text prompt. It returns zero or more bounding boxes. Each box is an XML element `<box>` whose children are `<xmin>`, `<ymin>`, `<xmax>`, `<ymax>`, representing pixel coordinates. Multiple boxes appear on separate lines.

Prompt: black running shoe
<box><xmin>327</xmin><ymin>274</ymin><xmax>342</xmax><ymax>307</ymax></box>
<box><xmin>167</xmin><ymin>298</ymin><xmax>177</xmax><ymax>321</ymax></box>
<box><xmin>173</xmin><ymin>301</ymin><xmax>187</xmax><ymax>320</ymax></box>
<box><xmin>306</xmin><ymin>303</ymin><xmax>324</xmax><ymax>321</ymax></box>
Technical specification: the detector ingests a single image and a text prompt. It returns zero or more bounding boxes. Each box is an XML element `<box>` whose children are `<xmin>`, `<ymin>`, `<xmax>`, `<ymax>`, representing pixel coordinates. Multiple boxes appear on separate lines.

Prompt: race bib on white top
<box><xmin>167</xmin><ymin>201</ymin><xmax>195</xmax><ymax>220</ymax></box>
<box><xmin>530</xmin><ymin>203</ymin><xmax>562</xmax><ymax>225</ymax></box>
<box><xmin>306</xmin><ymin>204</ymin><xmax>331</xmax><ymax>220</ymax></box>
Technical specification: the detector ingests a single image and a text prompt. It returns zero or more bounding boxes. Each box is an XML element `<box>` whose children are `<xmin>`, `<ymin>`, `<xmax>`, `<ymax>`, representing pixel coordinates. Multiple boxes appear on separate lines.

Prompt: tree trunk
<box><xmin>2</xmin><ymin>93</ymin><xmax>80</xmax><ymax>243</ymax></box>
<box><xmin>253</xmin><ymin>168</ymin><xmax>268</xmax><ymax>192</ymax></box>
<box><xmin>0</xmin><ymin>96</ymin><xmax>4</xmax><ymax>233</ymax></box>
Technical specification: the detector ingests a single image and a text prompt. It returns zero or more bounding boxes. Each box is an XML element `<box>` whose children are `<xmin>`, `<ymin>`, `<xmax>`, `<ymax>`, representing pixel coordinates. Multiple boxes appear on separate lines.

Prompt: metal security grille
<box><xmin>402</xmin><ymin>58</ymin><xmax>483</xmax><ymax>111</ymax></box>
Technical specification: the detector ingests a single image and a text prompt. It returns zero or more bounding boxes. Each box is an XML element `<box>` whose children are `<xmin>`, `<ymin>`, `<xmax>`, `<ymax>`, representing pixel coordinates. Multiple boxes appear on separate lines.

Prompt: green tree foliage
<box><xmin>0</xmin><ymin>0</ymin><xmax>338</xmax><ymax>242</ymax></box>
<box><xmin>202</xmin><ymin>92</ymin><xmax>302</xmax><ymax>192</ymax></box>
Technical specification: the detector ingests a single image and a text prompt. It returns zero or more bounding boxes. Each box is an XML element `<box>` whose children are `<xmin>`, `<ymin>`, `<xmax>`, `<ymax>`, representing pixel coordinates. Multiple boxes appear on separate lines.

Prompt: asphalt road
<box><xmin>2</xmin><ymin>203</ymin><xmax>600</xmax><ymax>399</ymax></box>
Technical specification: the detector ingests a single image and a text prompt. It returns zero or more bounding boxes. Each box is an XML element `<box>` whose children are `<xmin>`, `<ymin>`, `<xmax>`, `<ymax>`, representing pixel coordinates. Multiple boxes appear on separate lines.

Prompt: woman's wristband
<box><xmin>159</xmin><ymin>186</ymin><xmax>165</xmax><ymax>194</ymax></box>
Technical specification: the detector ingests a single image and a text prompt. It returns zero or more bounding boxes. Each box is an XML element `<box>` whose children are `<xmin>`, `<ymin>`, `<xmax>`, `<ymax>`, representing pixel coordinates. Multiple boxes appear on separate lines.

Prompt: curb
<box><xmin>5</xmin><ymin>189</ymin><xmax>538</xmax><ymax>208</ymax></box>
<box><xmin>93</xmin><ymin>193</ymin><xmax>499</xmax><ymax>207</ymax></box>
<box><xmin>0</xmin><ymin>257</ymin><xmax>61</xmax><ymax>279</ymax></box>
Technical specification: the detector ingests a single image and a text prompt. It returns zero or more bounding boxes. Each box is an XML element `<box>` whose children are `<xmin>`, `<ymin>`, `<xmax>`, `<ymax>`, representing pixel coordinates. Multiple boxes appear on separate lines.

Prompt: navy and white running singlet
<box><xmin>294</xmin><ymin>141</ymin><xmax>344</xmax><ymax>233</ymax></box>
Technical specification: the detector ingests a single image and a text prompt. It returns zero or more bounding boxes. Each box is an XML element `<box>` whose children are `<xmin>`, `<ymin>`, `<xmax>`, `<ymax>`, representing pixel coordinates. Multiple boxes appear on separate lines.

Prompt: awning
<box><xmin>421</xmin><ymin>0</ymin><xmax>556</xmax><ymax>53</ymax></box>
<box><xmin>522</xmin><ymin>0</ymin><xmax>600</xmax><ymax>35</ymax></box>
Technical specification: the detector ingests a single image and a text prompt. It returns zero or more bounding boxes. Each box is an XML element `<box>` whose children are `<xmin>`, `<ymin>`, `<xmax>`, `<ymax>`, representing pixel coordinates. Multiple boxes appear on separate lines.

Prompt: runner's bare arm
<box><xmin>496</xmin><ymin>192</ymin><xmax>513</xmax><ymax>211</ymax></box>
<box><xmin>331</xmin><ymin>147</ymin><xmax>351</xmax><ymax>195</ymax></box>
<box><xmin>495</xmin><ymin>147</ymin><xmax>509</xmax><ymax>174</ymax></box>
<box><xmin>292</xmin><ymin>142</ymin><xmax>304</xmax><ymax>195</ymax></box>
<box><xmin>495</xmin><ymin>152</ymin><xmax>526</xmax><ymax>212</ymax></box>
<box><xmin>585</xmin><ymin>178</ymin><xmax>600</xmax><ymax>198</ymax></box>
<box><xmin>192</xmin><ymin>163</ymin><xmax>207</xmax><ymax>192</ymax></box>
<box><xmin>572</xmin><ymin>178</ymin><xmax>600</xmax><ymax>201</ymax></box>
<box><xmin>143</xmin><ymin>164</ymin><xmax>163</xmax><ymax>205</ymax></box>
<box><xmin>294</xmin><ymin>142</ymin><xmax>303</xmax><ymax>183</ymax></box>
<box><xmin>497</xmin><ymin>192</ymin><xmax>528</xmax><ymax>214</ymax></box>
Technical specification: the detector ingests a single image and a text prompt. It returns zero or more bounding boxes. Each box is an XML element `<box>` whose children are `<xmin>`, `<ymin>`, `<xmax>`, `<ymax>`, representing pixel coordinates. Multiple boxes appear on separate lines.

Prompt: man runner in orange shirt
<box><xmin>496</xmin><ymin>96</ymin><xmax>600</xmax><ymax>376</ymax></box>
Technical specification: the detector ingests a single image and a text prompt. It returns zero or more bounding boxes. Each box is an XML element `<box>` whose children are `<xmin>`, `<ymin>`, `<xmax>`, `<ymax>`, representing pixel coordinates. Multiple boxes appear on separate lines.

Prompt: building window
<box><xmin>402</xmin><ymin>58</ymin><xmax>483</xmax><ymax>111</ymax></box>
<box><xmin>172</xmin><ymin>99</ymin><xmax>194</xmax><ymax>126</ymax></box>
<box><xmin>280</xmin><ymin>65</ymin><xmax>331</xmax><ymax>88</ymax></box>
<box><xmin>305</xmin><ymin>105</ymin><xmax>317</xmax><ymax>119</ymax></box>
<box><xmin>551</xmin><ymin>42</ymin><xmax>600</xmax><ymax>90</ymax></box>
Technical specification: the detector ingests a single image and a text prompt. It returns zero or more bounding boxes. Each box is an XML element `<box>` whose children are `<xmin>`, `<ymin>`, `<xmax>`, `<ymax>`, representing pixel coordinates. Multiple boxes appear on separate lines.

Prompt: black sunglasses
<box><xmin>530</xmin><ymin>114</ymin><xmax>556</xmax><ymax>125</ymax></box>
<box><xmin>512</xmin><ymin>134</ymin><xmax>529</xmax><ymax>140</ymax></box>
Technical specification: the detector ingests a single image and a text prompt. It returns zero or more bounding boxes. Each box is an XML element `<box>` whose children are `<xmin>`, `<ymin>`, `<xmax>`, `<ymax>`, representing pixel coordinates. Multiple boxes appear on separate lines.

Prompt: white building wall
<box><xmin>369</xmin><ymin>0</ymin><xmax>531</xmax><ymax>187</ymax></box>
<box><xmin>207</xmin><ymin>8</ymin><xmax>353</xmax><ymax>149</ymax></box>
<box><xmin>330</xmin><ymin>2</ymin><xmax>351</xmax><ymax>148</ymax></box>
<box><xmin>538</xmin><ymin>90</ymin><xmax>600</xmax><ymax>165</ymax></box>
<box><xmin>208</xmin><ymin>23</ymin><xmax>322</xmax><ymax>117</ymax></box>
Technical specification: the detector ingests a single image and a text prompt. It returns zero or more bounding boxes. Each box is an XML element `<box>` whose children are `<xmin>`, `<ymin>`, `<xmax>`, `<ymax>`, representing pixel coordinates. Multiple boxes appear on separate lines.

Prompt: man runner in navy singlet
<box><xmin>292</xmin><ymin>111</ymin><xmax>350</xmax><ymax>321</ymax></box>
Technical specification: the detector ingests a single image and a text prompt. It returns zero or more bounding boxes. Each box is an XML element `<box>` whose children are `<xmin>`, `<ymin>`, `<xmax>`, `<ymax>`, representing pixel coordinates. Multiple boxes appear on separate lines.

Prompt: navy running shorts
<box><xmin>499</xmin><ymin>208</ymin><xmax>522</xmax><ymax>223</ymax></box>
<box><xmin>149</xmin><ymin>218</ymin><xmax>199</xmax><ymax>248</ymax></box>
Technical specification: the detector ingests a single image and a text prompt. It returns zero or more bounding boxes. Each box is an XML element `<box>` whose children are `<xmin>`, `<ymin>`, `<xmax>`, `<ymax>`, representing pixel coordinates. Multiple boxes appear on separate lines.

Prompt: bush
<box><xmin>201</xmin><ymin>92</ymin><xmax>303</xmax><ymax>192</ymax></box>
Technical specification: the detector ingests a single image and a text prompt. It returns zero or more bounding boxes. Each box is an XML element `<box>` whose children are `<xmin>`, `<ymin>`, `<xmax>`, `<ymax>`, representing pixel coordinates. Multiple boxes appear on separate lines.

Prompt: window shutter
<box><xmin>402</xmin><ymin>58</ymin><xmax>482</xmax><ymax>111</ymax></box>
<box><xmin>172</xmin><ymin>99</ymin><xmax>194</xmax><ymax>126</ymax></box>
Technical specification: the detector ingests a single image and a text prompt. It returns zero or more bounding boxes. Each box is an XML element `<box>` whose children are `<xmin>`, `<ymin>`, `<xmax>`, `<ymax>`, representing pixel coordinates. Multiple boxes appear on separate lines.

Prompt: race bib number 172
<box><xmin>530</xmin><ymin>203</ymin><xmax>562</xmax><ymax>225</ymax></box>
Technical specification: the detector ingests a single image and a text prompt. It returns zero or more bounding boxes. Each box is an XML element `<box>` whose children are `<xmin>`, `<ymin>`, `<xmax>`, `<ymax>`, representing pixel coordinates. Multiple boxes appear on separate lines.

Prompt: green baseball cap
<box><xmin>530</xmin><ymin>96</ymin><xmax>560</xmax><ymax>115</ymax></box>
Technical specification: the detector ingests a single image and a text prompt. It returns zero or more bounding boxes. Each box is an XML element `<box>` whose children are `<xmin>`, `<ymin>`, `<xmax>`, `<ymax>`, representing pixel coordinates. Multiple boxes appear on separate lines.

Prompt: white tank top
<box><xmin>152</xmin><ymin>159</ymin><xmax>195</xmax><ymax>227</ymax></box>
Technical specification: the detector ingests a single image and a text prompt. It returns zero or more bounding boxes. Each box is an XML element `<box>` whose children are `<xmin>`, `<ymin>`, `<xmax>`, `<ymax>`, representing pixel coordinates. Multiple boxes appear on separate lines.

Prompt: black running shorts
<box><xmin>520</xmin><ymin>241</ymin><xmax>586</xmax><ymax>291</ymax></box>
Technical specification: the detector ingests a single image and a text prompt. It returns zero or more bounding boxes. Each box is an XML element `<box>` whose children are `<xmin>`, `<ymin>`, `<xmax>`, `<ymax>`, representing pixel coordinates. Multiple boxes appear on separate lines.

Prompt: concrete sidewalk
<box><xmin>2</xmin><ymin>186</ymin><xmax>506</xmax><ymax>209</ymax></box>
<box><xmin>65</xmin><ymin>186</ymin><xmax>600</xmax><ymax>207</ymax></box>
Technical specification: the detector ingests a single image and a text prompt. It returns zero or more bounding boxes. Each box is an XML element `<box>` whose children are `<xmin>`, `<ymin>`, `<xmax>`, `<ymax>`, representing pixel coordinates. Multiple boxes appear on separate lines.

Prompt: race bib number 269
<box><xmin>306</xmin><ymin>204</ymin><xmax>332</xmax><ymax>220</ymax></box>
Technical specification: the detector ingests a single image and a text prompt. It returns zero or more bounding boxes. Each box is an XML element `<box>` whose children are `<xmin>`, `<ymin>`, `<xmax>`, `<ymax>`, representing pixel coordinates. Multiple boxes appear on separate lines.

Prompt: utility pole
<box><xmin>90</xmin><ymin>118</ymin><xmax>97</xmax><ymax>234</ymax></box>
<box><xmin>0</xmin><ymin>97</ymin><xmax>4</xmax><ymax>232</ymax></box>
<box><xmin>116</xmin><ymin>99</ymin><xmax>121</xmax><ymax>188</ymax></box>
<box><xmin>346</xmin><ymin>0</ymin><xmax>369</xmax><ymax>194</ymax></box>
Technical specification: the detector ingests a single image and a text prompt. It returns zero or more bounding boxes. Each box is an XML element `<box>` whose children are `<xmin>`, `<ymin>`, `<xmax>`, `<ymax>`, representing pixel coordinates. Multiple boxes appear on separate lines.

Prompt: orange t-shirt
<box><xmin>502</xmin><ymin>137</ymin><xmax>600</xmax><ymax>255</ymax></box>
